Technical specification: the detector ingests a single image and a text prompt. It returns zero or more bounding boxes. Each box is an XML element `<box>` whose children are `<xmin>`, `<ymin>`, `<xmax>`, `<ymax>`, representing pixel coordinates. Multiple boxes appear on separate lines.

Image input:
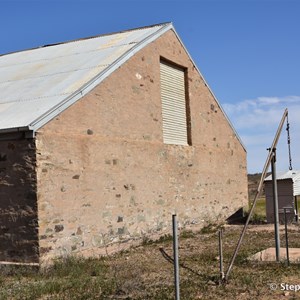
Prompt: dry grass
<box><xmin>0</xmin><ymin>224</ymin><xmax>299</xmax><ymax>299</ymax></box>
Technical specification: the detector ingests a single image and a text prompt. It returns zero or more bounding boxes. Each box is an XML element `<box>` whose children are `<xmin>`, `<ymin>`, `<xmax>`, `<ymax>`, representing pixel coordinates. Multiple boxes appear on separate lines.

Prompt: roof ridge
<box><xmin>52</xmin><ymin>22</ymin><xmax>172</xmax><ymax>46</ymax></box>
<box><xmin>0</xmin><ymin>22</ymin><xmax>171</xmax><ymax>58</ymax></box>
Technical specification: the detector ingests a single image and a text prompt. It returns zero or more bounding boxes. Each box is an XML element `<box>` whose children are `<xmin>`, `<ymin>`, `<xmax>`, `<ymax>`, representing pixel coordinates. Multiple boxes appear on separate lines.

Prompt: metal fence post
<box><xmin>219</xmin><ymin>229</ymin><xmax>224</xmax><ymax>281</ymax></box>
<box><xmin>172</xmin><ymin>214</ymin><xmax>180</xmax><ymax>300</ymax></box>
<box><xmin>283</xmin><ymin>207</ymin><xmax>290</xmax><ymax>266</ymax></box>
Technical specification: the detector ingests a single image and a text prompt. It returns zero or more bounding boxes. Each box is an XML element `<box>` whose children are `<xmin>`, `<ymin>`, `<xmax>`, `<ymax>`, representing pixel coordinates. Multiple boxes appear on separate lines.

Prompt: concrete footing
<box><xmin>249</xmin><ymin>247</ymin><xmax>300</xmax><ymax>263</ymax></box>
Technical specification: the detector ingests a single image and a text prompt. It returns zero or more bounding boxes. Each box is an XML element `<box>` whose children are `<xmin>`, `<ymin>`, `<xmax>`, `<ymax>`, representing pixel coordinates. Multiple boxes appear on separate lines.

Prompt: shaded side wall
<box><xmin>0</xmin><ymin>136</ymin><xmax>38</xmax><ymax>263</ymax></box>
<box><xmin>265</xmin><ymin>180</ymin><xmax>295</xmax><ymax>223</ymax></box>
<box><xmin>36</xmin><ymin>29</ymin><xmax>247</xmax><ymax>262</ymax></box>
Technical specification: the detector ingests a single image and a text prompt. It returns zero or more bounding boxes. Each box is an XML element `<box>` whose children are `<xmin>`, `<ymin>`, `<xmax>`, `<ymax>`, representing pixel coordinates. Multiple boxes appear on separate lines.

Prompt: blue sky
<box><xmin>1</xmin><ymin>0</ymin><xmax>299</xmax><ymax>173</ymax></box>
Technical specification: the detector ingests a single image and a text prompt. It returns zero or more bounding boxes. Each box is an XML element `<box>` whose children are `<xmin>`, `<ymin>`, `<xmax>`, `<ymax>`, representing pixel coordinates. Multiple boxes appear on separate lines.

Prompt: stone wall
<box><xmin>36</xmin><ymin>29</ymin><xmax>247</xmax><ymax>263</ymax></box>
<box><xmin>0</xmin><ymin>136</ymin><xmax>38</xmax><ymax>263</ymax></box>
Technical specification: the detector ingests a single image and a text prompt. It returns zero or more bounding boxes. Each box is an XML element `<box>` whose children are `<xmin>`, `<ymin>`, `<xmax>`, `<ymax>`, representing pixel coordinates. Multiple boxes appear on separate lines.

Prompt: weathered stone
<box><xmin>137</xmin><ymin>214</ymin><xmax>145</xmax><ymax>222</ymax></box>
<box><xmin>40</xmin><ymin>246</ymin><xmax>52</xmax><ymax>254</ymax></box>
<box><xmin>54</xmin><ymin>225</ymin><xmax>64</xmax><ymax>233</ymax></box>
<box><xmin>117</xmin><ymin>227</ymin><xmax>125</xmax><ymax>235</ymax></box>
<box><xmin>102</xmin><ymin>211</ymin><xmax>111</xmax><ymax>218</ymax></box>
<box><xmin>0</xmin><ymin>153</ymin><xmax>7</xmax><ymax>161</ymax></box>
<box><xmin>76</xmin><ymin>227</ymin><xmax>83</xmax><ymax>235</ymax></box>
<box><xmin>92</xmin><ymin>235</ymin><xmax>103</xmax><ymax>247</ymax></box>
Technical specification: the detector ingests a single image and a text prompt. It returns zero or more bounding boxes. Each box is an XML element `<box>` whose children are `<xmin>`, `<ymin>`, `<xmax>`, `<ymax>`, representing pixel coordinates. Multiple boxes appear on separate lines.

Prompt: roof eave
<box><xmin>0</xmin><ymin>126</ymin><xmax>35</xmax><ymax>139</ymax></box>
<box><xmin>0</xmin><ymin>126</ymin><xmax>30</xmax><ymax>134</ymax></box>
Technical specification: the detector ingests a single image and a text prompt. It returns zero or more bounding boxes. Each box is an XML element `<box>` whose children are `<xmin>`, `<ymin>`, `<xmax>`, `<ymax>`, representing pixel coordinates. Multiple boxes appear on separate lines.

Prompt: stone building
<box><xmin>0</xmin><ymin>23</ymin><xmax>247</xmax><ymax>265</ymax></box>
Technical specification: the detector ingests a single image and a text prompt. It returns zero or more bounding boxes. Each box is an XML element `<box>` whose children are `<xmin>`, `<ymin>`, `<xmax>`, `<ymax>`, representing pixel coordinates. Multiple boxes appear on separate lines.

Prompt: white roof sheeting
<box><xmin>0</xmin><ymin>23</ymin><xmax>171</xmax><ymax>132</ymax></box>
<box><xmin>264</xmin><ymin>170</ymin><xmax>300</xmax><ymax>182</ymax></box>
<box><xmin>265</xmin><ymin>170</ymin><xmax>300</xmax><ymax>196</ymax></box>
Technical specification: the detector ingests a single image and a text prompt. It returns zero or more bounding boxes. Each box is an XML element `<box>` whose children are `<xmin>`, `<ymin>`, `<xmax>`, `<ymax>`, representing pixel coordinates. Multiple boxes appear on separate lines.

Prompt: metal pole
<box><xmin>295</xmin><ymin>196</ymin><xmax>299</xmax><ymax>223</ymax></box>
<box><xmin>271</xmin><ymin>149</ymin><xmax>280</xmax><ymax>262</ymax></box>
<box><xmin>219</xmin><ymin>229</ymin><xmax>224</xmax><ymax>281</ymax></box>
<box><xmin>284</xmin><ymin>208</ymin><xmax>290</xmax><ymax>266</ymax></box>
<box><xmin>172</xmin><ymin>214</ymin><xmax>180</xmax><ymax>300</ymax></box>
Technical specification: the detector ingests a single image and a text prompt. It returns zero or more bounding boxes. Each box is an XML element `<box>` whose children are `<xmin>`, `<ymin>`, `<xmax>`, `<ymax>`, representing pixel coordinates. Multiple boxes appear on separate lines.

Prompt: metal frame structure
<box><xmin>224</xmin><ymin>108</ymin><xmax>289</xmax><ymax>282</ymax></box>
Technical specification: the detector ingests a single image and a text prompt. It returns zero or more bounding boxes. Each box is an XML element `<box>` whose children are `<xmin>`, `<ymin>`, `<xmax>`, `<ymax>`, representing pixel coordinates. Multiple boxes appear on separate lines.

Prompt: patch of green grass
<box><xmin>245</xmin><ymin>197</ymin><xmax>267</xmax><ymax>223</ymax></box>
<box><xmin>47</xmin><ymin>256</ymin><xmax>109</xmax><ymax>278</ymax></box>
<box><xmin>0</xmin><ymin>257</ymin><xmax>116</xmax><ymax>300</ymax></box>
<box><xmin>252</xmin><ymin>198</ymin><xmax>266</xmax><ymax>216</ymax></box>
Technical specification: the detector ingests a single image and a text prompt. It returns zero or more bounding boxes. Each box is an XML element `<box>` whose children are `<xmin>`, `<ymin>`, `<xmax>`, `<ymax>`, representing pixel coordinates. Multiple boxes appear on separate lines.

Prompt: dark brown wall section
<box><xmin>0</xmin><ymin>137</ymin><xmax>38</xmax><ymax>263</ymax></box>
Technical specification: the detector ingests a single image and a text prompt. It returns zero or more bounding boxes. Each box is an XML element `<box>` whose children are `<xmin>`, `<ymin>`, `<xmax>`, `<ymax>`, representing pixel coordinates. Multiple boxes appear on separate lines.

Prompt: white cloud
<box><xmin>223</xmin><ymin>96</ymin><xmax>300</xmax><ymax>173</ymax></box>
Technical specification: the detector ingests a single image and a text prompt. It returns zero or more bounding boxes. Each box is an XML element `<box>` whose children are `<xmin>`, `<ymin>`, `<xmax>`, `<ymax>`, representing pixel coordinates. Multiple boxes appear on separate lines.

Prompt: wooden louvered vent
<box><xmin>160</xmin><ymin>61</ymin><xmax>188</xmax><ymax>145</ymax></box>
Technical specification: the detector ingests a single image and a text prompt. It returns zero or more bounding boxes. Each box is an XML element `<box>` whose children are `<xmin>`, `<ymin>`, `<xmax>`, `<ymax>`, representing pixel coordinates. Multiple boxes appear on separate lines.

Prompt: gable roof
<box><xmin>264</xmin><ymin>170</ymin><xmax>300</xmax><ymax>196</ymax></box>
<box><xmin>0</xmin><ymin>22</ymin><xmax>245</xmax><ymax>150</ymax></box>
<box><xmin>0</xmin><ymin>23</ymin><xmax>171</xmax><ymax>133</ymax></box>
<box><xmin>264</xmin><ymin>170</ymin><xmax>300</xmax><ymax>182</ymax></box>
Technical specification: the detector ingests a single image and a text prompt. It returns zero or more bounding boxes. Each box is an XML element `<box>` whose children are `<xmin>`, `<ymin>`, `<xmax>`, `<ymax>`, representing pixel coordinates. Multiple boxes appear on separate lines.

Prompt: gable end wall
<box><xmin>35</xmin><ymin>30</ymin><xmax>247</xmax><ymax>262</ymax></box>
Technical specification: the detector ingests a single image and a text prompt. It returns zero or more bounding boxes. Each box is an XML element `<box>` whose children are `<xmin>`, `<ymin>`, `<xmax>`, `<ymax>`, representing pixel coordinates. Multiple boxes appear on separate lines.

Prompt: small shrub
<box><xmin>142</xmin><ymin>234</ymin><xmax>172</xmax><ymax>246</ymax></box>
<box><xmin>243</xmin><ymin>211</ymin><xmax>266</xmax><ymax>224</ymax></box>
<box><xmin>251</xmin><ymin>213</ymin><xmax>266</xmax><ymax>224</ymax></box>
<box><xmin>200</xmin><ymin>223</ymin><xmax>223</xmax><ymax>234</ymax></box>
<box><xmin>180</xmin><ymin>230</ymin><xmax>196</xmax><ymax>239</ymax></box>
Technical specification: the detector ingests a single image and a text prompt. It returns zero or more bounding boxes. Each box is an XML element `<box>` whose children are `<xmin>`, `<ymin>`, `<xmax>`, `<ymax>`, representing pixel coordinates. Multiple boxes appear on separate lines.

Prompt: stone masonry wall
<box><xmin>36</xmin><ymin>29</ymin><xmax>247</xmax><ymax>263</ymax></box>
<box><xmin>0</xmin><ymin>137</ymin><xmax>38</xmax><ymax>263</ymax></box>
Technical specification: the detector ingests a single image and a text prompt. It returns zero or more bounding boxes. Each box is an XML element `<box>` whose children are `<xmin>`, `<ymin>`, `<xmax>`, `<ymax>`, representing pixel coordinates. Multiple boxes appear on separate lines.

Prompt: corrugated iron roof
<box><xmin>0</xmin><ymin>22</ymin><xmax>246</xmax><ymax>151</ymax></box>
<box><xmin>0</xmin><ymin>23</ymin><xmax>172</xmax><ymax>132</ymax></box>
<box><xmin>264</xmin><ymin>170</ymin><xmax>300</xmax><ymax>182</ymax></box>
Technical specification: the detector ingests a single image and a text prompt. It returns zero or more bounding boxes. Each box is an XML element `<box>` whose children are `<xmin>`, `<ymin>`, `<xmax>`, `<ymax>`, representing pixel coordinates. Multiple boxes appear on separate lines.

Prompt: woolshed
<box><xmin>0</xmin><ymin>23</ymin><xmax>247</xmax><ymax>265</ymax></box>
<box><xmin>264</xmin><ymin>170</ymin><xmax>300</xmax><ymax>223</ymax></box>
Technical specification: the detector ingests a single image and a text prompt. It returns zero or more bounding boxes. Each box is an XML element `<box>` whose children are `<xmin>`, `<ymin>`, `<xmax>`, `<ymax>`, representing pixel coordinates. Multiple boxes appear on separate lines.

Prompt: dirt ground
<box><xmin>1</xmin><ymin>223</ymin><xmax>300</xmax><ymax>300</ymax></box>
<box><xmin>105</xmin><ymin>223</ymin><xmax>300</xmax><ymax>299</ymax></box>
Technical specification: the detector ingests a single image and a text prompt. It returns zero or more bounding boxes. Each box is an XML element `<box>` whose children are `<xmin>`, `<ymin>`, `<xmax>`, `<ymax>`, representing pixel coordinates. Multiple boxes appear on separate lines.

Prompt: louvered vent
<box><xmin>160</xmin><ymin>61</ymin><xmax>188</xmax><ymax>145</ymax></box>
